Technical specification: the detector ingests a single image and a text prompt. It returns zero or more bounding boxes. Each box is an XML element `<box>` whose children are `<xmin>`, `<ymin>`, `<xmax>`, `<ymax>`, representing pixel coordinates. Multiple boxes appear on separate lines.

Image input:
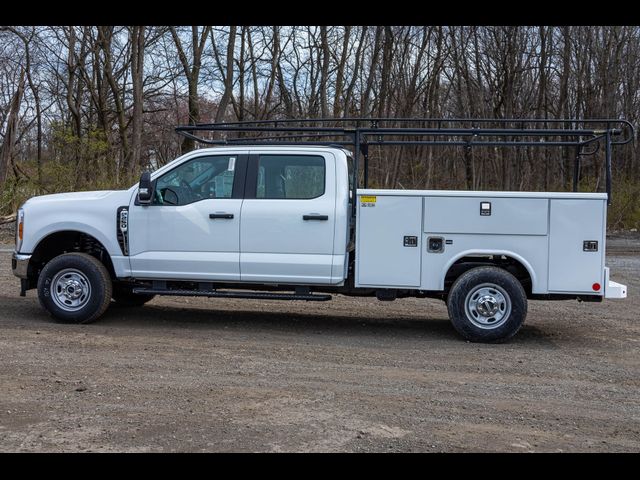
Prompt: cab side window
<box><xmin>153</xmin><ymin>155</ymin><xmax>236</xmax><ymax>206</ymax></box>
<box><xmin>256</xmin><ymin>155</ymin><xmax>325</xmax><ymax>199</ymax></box>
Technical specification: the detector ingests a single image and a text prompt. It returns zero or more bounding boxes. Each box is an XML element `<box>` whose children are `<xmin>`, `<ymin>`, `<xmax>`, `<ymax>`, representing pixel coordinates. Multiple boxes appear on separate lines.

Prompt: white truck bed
<box><xmin>355</xmin><ymin>189</ymin><xmax>611</xmax><ymax>296</ymax></box>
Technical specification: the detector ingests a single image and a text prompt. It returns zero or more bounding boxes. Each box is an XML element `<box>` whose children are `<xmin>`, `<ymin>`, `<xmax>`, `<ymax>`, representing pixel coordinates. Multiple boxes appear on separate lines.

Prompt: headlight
<box><xmin>16</xmin><ymin>208</ymin><xmax>24</xmax><ymax>251</ymax></box>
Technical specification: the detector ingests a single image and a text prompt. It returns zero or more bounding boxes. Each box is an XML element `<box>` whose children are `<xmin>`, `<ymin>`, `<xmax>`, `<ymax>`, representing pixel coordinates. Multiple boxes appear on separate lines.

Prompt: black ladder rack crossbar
<box><xmin>174</xmin><ymin>118</ymin><xmax>635</xmax><ymax>210</ymax></box>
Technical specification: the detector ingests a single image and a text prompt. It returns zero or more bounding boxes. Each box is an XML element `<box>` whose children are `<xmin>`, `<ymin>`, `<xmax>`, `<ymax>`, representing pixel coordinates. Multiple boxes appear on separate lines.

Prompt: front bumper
<box><xmin>11</xmin><ymin>252</ymin><xmax>31</xmax><ymax>279</ymax></box>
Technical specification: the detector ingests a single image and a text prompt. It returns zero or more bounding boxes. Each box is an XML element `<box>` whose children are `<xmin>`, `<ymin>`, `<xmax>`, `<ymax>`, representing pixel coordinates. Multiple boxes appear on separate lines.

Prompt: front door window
<box><xmin>154</xmin><ymin>155</ymin><xmax>237</xmax><ymax>206</ymax></box>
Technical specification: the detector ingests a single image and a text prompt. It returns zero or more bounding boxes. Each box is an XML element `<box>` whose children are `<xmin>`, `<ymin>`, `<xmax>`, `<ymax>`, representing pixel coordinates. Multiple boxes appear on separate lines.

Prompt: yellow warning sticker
<box><xmin>360</xmin><ymin>196</ymin><xmax>377</xmax><ymax>203</ymax></box>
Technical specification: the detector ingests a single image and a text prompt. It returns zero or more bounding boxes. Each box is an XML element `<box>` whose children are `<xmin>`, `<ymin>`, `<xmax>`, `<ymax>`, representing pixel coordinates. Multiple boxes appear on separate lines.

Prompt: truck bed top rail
<box><xmin>175</xmin><ymin>118</ymin><xmax>635</xmax><ymax>211</ymax></box>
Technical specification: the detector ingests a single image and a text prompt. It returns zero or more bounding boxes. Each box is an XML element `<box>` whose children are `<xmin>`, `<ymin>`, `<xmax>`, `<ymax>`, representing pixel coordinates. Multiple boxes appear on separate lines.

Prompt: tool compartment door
<box><xmin>356</xmin><ymin>195</ymin><xmax>422</xmax><ymax>287</ymax></box>
<box><xmin>548</xmin><ymin>199</ymin><xmax>606</xmax><ymax>293</ymax></box>
<box><xmin>424</xmin><ymin>196</ymin><xmax>548</xmax><ymax>235</ymax></box>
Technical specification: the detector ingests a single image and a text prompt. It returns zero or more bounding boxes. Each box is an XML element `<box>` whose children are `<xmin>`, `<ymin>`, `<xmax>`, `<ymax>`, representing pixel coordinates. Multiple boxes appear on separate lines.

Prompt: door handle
<box><xmin>209</xmin><ymin>213</ymin><xmax>234</xmax><ymax>219</ymax></box>
<box><xmin>303</xmin><ymin>214</ymin><xmax>328</xmax><ymax>221</ymax></box>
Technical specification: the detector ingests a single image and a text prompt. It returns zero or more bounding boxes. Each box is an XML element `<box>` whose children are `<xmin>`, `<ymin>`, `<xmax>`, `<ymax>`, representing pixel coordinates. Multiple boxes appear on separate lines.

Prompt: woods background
<box><xmin>0</xmin><ymin>26</ymin><xmax>639</xmax><ymax>229</ymax></box>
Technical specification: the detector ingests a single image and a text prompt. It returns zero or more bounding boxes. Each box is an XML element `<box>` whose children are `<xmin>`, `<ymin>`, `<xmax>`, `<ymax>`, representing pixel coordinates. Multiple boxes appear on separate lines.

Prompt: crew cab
<box><xmin>11</xmin><ymin>119</ymin><xmax>630</xmax><ymax>342</ymax></box>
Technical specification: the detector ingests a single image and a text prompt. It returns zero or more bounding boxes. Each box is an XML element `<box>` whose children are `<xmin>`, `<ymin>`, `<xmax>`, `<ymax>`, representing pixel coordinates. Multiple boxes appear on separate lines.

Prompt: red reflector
<box><xmin>592</xmin><ymin>283</ymin><xmax>601</xmax><ymax>291</ymax></box>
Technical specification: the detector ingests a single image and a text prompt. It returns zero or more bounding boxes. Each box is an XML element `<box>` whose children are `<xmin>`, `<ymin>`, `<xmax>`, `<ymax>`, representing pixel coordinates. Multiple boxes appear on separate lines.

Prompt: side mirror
<box><xmin>137</xmin><ymin>171</ymin><xmax>153</xmax><ymax>205</ymax></box>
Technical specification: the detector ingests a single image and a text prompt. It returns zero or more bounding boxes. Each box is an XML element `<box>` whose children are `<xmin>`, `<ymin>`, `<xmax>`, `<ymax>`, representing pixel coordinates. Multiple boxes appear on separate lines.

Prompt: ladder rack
<box><xmin>175</xmin><ymin>118</ymin><xmax>635</xmax><ymax>210</ymax></box>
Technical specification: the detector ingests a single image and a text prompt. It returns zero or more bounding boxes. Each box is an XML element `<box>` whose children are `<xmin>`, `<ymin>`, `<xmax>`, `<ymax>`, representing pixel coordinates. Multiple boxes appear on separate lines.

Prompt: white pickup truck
<box><xmin>11</xmin><ymin>119</ymin><xmax>630</xmax><ymax>342</ymax></box>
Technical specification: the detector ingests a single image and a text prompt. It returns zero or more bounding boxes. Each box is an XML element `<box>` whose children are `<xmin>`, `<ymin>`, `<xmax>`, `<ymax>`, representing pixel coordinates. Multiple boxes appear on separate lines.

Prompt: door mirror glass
<box><xmin>138</xmin><ymin>171</ymin><xmax>153</xmax><ymax>204</ymax></box>
<box><xmin>162</xmin><ymin>187</ymin><xmax>179</xmax><ymax>205</ymax></box>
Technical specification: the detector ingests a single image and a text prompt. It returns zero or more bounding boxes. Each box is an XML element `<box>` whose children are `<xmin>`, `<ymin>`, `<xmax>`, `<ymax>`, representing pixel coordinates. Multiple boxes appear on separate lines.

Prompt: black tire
<box><xmin>111</xmin><ymin>284</ymin><xmax>155</xmax><ymax>307</ymax></box>
<box><xmin>37</xmin><ymin>252</ymin><xmax>112</xmax><ymax>324</ymax></box>
<box><xmin>447</xmin><ymin>266</ymin><xmax>527</xmax><ymax>343</ymax></box>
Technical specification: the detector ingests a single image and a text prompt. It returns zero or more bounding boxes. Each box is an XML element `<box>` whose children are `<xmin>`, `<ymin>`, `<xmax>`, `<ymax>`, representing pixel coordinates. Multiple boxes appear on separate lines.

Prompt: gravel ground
<box><xmin>0</xmin><ymin>225</ymin><xmax>639</xmax><ymax>452</ymax></box>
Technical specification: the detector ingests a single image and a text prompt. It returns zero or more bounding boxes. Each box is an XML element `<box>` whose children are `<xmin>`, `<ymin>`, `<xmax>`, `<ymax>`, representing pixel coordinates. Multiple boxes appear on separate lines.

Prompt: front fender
<box><xmin>27</xmin><ymin>222</ymin><xmax>119</xmax><ymax>257</ymax></box>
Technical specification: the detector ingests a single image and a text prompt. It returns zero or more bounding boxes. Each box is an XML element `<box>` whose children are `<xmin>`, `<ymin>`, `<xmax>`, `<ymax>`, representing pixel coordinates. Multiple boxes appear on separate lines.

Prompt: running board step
<box><xmin>132</xmin><ymin>288</ymin><xmax>332</xmax><ymax>302</ymax></box>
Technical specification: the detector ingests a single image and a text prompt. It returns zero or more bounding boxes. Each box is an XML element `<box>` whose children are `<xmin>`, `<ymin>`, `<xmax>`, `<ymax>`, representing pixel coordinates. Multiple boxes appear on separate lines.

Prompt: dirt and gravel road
<box><xmin>1</xmin><ymin>224</ymin><xmax>639</xmax><ymax>452</ymax></box>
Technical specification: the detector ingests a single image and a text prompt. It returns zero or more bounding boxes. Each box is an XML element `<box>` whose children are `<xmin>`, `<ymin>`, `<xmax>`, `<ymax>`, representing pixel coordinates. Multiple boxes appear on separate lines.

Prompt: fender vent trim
<box><xmin>116</xmin><ymin>206</ymin><xmax>129</xmax><ymax>255</ymax></box>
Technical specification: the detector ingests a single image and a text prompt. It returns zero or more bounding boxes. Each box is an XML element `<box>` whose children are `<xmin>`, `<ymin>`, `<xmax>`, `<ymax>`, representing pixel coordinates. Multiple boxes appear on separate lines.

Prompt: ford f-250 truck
<box><xmin>11</xmin><ymin>118</ymin><xmax>630</xmax><ymax>342</ymax></box>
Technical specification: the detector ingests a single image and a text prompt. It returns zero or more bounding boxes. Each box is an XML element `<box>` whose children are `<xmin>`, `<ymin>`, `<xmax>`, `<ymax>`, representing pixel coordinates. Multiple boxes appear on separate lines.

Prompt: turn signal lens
<box><xmin>16</xmin><ymin>208</ymin><xmax>24</xmax><ymax>250</ymax></box>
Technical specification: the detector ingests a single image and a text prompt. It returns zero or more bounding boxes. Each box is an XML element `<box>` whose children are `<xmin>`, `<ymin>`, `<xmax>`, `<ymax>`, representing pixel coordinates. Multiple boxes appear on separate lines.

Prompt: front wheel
<box><xmin>447</xmin><ymin>266</ymin><xmax>527</xmax><ymax>343</ymax></box>
<box><xmin>37</xmin><ymin>253</ymin><xmax>112</xmax><ymax>324</ymax></box>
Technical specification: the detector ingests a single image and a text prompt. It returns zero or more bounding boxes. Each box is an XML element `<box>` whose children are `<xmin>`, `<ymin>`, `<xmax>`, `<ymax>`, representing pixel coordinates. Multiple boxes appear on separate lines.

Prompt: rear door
<box><xmin>240</xmin><ymin>151</ymin><xmax>336</xmax><ymax>284</ymax></box>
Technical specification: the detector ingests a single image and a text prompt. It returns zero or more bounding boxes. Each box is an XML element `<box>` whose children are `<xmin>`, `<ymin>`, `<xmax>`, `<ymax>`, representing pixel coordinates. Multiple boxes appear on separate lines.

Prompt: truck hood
<box><xmin>23</xmin><ymin>190</ymin><xmax>130</xmax><ymax>207</ymax></box>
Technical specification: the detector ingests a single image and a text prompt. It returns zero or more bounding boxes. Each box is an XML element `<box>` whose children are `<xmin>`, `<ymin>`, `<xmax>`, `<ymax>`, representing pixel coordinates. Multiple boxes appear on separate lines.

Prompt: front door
<box><xmin>128</xmin><ymin>153</ymin><xmax>247</xmax><ymax>281</ymax></box>
<box><xmin>240</xmin><ymin>151</ymin><xmax>337</xmax><ymax>284</ymax></box>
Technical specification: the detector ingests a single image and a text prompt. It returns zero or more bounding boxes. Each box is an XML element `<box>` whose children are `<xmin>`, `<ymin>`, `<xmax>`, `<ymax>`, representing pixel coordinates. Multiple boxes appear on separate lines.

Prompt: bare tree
<box><xmin>0</xmin><ymin>67</ymin><xmax>25</xmax><ymax>184</ymax></box>
<box><xmin>2</xmin><ymin>25</ymin><xmax>640</xmax><ymax>228</ymax></box>
<box><xmin>129</xmin><ymin>25</ymin><xmax>145</xmax><ymax>177</ymax></box>
<box><xmin>212</xmin><ymin>26</ymin><xmax>237</xmax><ymax>123</ymax></box>
<box><xmin>169</xmin><ymin>26</ymin><xmax>212</xmax><ymax>152</ymax></box>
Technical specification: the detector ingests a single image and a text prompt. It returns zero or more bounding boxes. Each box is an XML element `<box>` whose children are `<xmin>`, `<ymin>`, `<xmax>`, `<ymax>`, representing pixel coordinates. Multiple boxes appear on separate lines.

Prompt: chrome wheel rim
<box><xmin>464</xmin><ymin>283</ymin><xmax>511</xmax><ymax>329</ymax></box>
<box><xmin>51</xmin><ymin>268</ymin><xmax>92</xmax><ymax>312</ymax></box>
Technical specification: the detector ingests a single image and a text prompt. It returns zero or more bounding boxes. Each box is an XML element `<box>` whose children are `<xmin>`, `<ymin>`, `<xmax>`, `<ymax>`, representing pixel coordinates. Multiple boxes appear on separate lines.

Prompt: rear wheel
<box><xmin>37</xmin><ymin>253</ymin><xmax>112</xmax><ymax>324</ymax></box>
<box><xmin>447</xmin><ymin>266</ymin><xmax>527</xmax><ymax>343</ymax></box>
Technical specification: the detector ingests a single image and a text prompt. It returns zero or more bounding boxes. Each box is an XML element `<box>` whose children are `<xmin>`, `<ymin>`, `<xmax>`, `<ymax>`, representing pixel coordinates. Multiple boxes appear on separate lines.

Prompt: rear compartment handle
<box><xmin>303</xmin><ymin>214</ymin><xmax>328</xmax><ymax>221</ymax></box>
<box><xmin>209</xmin><ymin>213</ymin><xmax>234</xmax><ymax>219</ymax></box>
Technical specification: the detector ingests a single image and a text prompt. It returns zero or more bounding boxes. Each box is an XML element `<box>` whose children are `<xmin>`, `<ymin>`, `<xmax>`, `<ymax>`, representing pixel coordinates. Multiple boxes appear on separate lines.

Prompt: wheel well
<box><xmin>444</xmin><ymin>255</ymin><xmax>533</xmax><ymax>295</ymax></box>
<box><xmin>28</xmin><ymin>231</ymin><xmax>116</xmax><ymax>286</ymax></box>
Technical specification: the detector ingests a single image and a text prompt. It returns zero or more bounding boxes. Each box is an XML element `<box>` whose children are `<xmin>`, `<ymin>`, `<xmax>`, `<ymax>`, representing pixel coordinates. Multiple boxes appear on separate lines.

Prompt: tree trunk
<box><xmin>0</xmin><ymin>68</ymin><xmax>25</xmax><ymax>185</ymax></box>
<box><xmin>332</xmin><ymin>26</ymin><xmax>351</xmax><ymax>117</ymax></box>
<box><xmin>319</xmin><ymin>26</ymin><xmax>330</xmax><ymax>118</ymax></box>
<box><xmin>215</xmin><ymin>26</ymin><xmax>237</xmax><ymax>123</ymax></box>
<box><xmin>130</xmin><ymin>25</ymin><xmax>145</xmax><ymax>176</ymax></box>
<box><xmin>169</xmin><ymin>26</ymin><xmax>211</xmax><ymax>153</ymax></box>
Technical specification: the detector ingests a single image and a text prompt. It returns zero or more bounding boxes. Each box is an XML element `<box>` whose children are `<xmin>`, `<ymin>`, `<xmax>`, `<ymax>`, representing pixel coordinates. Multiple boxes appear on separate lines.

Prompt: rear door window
<box><xmin>256</xmin><ymin>155</ymin><xmax>325</xmax><ymax>199</ymax></box>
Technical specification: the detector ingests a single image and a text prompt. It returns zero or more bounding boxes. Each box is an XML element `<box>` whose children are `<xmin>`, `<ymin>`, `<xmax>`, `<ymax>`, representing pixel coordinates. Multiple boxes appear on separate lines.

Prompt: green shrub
<box><xmin>607</xmin><ymin>178</ymin><xmax>640</xmax><ymax>231</ymax></box>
